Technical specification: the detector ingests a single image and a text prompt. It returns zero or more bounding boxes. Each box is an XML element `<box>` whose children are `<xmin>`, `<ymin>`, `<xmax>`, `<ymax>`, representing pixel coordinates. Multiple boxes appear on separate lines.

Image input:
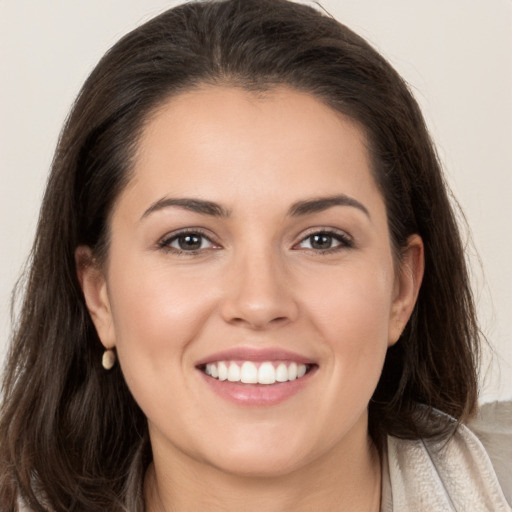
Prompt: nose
<box><xmin>220</xmin><ymin>247</ymin><xmax>299</xmax><ymax>330</ymax></box>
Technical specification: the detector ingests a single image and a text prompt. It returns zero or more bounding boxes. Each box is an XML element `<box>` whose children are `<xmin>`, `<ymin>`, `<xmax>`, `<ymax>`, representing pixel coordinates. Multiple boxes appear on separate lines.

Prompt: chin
<box><xmin>207</xmin><ymin>450</ymin><xmax>309</xmax><ymax>479</ymax></box>
<box><xmin>196</xmin><ymin>429</ymin><xmax>319</xmax><ymax>479</ymax></box>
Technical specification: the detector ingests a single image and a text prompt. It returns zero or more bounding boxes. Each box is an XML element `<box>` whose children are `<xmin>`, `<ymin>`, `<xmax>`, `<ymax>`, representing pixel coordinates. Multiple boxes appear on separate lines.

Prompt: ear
<box><xmin>388</xmin><ymin>234</ymin><xmax>424</xmax><ymax>346</ymax></box>
<box><xmin>75</xmin><ymin>246</ymin><xmax>116</xmax><ymax>349</ymax></box>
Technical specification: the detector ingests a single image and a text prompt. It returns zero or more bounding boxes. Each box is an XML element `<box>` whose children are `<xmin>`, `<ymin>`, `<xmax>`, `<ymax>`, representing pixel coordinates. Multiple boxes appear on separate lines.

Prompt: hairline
<box><xmin>94</xmin><ymin>79</ymin><xmax>405</xmax><ymax>270</ymax></box>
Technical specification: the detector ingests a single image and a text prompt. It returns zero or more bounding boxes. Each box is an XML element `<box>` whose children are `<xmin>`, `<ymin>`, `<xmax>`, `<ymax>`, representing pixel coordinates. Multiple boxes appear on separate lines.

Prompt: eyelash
<box><xmin>157</xmin><ymin>228</ymin><xmax>354</xmax><ymax>256</ymax></box>
<box><xmin>294</xmin><ymin>228</ymin><xmax>354</xmax><ymax>253</ymax></box>
<box><xmin>157</xmin><ymin>228</ymin><xmax>218</xmax><ymax>255</ymax></box>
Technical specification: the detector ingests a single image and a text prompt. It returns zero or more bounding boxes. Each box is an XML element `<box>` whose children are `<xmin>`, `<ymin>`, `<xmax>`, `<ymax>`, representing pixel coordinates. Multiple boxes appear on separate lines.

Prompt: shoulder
<box><xmin>467</xmin><ymin>400</ymin><xmax>512</xmax><ymax>506</ymax></box>
<box><xmin>382</xmin><ymin>403</ymin><xmax>512</xmax><ymax>512</ymax></box>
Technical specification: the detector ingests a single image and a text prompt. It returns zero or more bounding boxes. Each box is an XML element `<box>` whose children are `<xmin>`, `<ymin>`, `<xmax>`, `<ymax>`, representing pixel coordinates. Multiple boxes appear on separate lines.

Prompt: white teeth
<box><xmin>258</xmin><ymin>362</ymin><xmax>276</xmax><ymax>384</ymax></box>
<box><xmin>275</xmin><ymin>363</ymin><xmax>288</xmax><ymax>382</ymax></box>
<box><xmin>218</xmin><ymin>361</ymin><xmax>228</xmax><ymax>381</ymax></box>
<box><xmin>227</xmin><ymin>362</ymin><xmax>241</xmax><ymax>382</ymax></box>
<box><xmin>203</xmin><ymin>361</ymin><xmax>309</xmax><ymax>384</ymax></box>
<box><xmin>240</xmin><ymin>361</ymin><xmax>258</xmax><ymax>383</ymax></box>
<box><xmin>288</xmin><ymin>362</ymin><xmax>298</xmax><ymax>381</ymax></box>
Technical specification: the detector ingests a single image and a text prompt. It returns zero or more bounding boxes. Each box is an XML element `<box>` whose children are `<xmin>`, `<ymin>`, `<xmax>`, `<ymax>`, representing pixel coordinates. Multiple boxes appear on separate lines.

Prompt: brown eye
<box><xmin>160</xmin><ymin>231</ymin><xmax>217</xmax><ymax>253</ymax></box>
<box><xmin>309</xmin><ymin>234</ymin><xmax>335</xmax><ymax>250</ymax></box>
<box><xmin>296</xmin><ymin>230</ymin><xmax>353</xmax><ymax>252</ymax></box>
<box><xmin>175</xmin><ymin>234</ymin><xmax>203</xmax><ymax>251</ymax></box>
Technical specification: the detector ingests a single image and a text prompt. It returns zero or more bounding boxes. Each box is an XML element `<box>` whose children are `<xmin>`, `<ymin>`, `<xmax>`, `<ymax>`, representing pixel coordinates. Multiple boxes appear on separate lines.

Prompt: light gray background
<box><xmin>1</xmin><ymin>0</ymin><xmax>511</xmax><ymax>401</ymax></box>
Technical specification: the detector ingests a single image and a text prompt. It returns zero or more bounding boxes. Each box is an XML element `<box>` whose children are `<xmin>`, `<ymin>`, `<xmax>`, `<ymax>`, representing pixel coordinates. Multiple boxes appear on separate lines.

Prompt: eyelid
<box><xmin>156</xmin><ymin>226</ymin><xmax>353</xmax><ymax>254</ymax></box>
<box><xmin>293</xmin><ymin>227</ymin><xmax>354</xmax><ymax>251</ymax></box>
<box><xmin>157</xmin><ymin>227</ymin><xmax>221</xmax><ymax>253</ymax></box>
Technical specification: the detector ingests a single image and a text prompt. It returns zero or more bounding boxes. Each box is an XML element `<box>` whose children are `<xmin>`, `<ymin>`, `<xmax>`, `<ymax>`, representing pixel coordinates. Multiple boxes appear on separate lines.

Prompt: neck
<box><xmin>144</xmin><ymin>426</ymin><xmax>381</xmax><ymax>512</ymax></box>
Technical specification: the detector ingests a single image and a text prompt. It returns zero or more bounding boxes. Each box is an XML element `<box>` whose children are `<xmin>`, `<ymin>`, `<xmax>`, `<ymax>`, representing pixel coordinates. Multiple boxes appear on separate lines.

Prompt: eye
<box><xmin>158</xmin><ymin>230</ymin><xmax>218</xmax><ymax>253</ymax></box>
<box><xmin>295</xmin><ymin>230</ymin><xmax>353</xmax><ymax>252</ymax></box>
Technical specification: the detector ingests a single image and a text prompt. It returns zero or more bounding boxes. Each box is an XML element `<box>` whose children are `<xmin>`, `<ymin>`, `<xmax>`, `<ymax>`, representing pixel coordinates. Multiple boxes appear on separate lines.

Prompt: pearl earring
<box><xmin>102</xmin><ymin>348</ymin><xmax>116</xmax><ymax>370</ymax></box>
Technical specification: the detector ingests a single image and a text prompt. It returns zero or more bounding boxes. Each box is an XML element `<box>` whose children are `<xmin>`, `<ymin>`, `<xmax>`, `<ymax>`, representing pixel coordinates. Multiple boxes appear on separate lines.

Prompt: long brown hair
<box><xmin>0</xmin><ymin>0</ymin><xmax>479</xmax><ymax>510</ymax></box>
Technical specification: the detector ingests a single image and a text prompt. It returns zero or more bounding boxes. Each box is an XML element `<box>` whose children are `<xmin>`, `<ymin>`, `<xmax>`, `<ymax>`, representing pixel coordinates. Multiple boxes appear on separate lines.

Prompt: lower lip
<box><xmin>198</xmin><ymin>368</ymin><xmax>316</xmax><ymax>406</ymax></box>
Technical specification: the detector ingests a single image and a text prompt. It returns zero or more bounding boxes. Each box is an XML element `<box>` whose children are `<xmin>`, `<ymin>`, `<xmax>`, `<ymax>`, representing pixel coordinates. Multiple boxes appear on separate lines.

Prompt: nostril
<box><xmin>220</xmin><ymin>284</ymin><xmax>299</xmax><ymax>328</ymax></box>
<box><xmin>228</xmin><ymin>314</ymin><xmax>291</xmax><ymax>329</ymax></box>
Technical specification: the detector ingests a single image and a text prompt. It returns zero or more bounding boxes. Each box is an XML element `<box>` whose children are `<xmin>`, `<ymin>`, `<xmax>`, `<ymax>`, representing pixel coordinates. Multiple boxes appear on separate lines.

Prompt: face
<box><xmin>80</xmin><ymin>86</ymin><xmax>422</xmax><ymax>478</ymax></box>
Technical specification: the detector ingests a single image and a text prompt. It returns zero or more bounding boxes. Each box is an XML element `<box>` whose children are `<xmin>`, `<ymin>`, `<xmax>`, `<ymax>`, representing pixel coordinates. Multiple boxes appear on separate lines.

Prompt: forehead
<box><xmin>121</xmin><ymin>85</ymin><xmax>384</xmax><ymax>218</ymax></box>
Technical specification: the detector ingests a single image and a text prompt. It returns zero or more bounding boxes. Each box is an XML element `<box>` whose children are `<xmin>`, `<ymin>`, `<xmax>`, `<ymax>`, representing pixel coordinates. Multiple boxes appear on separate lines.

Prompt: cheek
<box><xmin>303</xmin><ymin>259</ymin><xmax>395</xmax><ymax>342</ymax></box>
<box><xmin>105</xmin><ymin>257</ymin><xmax>219</xmax><ymax>390</ymax></box>
<box><xmin>105</xmin><ymin>263</ymin><xmax>215</xmax><ymax>426</ymax></box>
<box><xmin>301</xmin><ymin>261</ymin><xmax>394</xmax><ymax>394</ymax></box>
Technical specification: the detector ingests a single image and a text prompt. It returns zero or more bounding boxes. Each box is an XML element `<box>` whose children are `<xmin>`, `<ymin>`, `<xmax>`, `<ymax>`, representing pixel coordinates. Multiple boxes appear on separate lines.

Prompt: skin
<box><xmin>78</xmin><ymin>86</ymin><xmax>424</xmax><ymax>511</ymax></box>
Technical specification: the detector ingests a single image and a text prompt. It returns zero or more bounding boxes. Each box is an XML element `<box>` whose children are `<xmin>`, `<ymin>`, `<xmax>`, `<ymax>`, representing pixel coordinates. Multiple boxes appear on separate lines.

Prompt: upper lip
<box><xmin>195</xmin><ymin>347</ymin><xmax>316</xmax><ymax>367</ymax></box>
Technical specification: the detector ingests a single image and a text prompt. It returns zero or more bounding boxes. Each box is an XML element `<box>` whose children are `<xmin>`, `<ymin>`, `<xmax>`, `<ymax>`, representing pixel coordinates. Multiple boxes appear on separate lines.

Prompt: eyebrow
<box><xmin>289</xmin><ymin>195</ymin><xmax>370</xmax><ymax>218</ymax></box>
<box><xmin>141</xmin><ymin>197</ymin><xmax>230</xmax><ymax>220</ymax></box>
<box><xmin>140</xmin><ymin>193</ymin><xmax>369</xmax><ymax>221</ymax></box>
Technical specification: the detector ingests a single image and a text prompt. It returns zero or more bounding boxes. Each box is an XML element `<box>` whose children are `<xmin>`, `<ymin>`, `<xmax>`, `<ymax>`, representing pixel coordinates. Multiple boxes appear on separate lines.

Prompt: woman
<box><xmin>0</xmin><ymin>0</ymin><xmax>510</xmax><ymax>510</ymax></box>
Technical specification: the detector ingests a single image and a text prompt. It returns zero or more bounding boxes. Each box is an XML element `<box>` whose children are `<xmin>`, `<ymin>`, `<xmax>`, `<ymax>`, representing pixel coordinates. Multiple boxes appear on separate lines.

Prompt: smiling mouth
<box><xmin>199</xmin><ymin>361</ymin><xmax>316</xmax><ymax>385</ymax></box>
